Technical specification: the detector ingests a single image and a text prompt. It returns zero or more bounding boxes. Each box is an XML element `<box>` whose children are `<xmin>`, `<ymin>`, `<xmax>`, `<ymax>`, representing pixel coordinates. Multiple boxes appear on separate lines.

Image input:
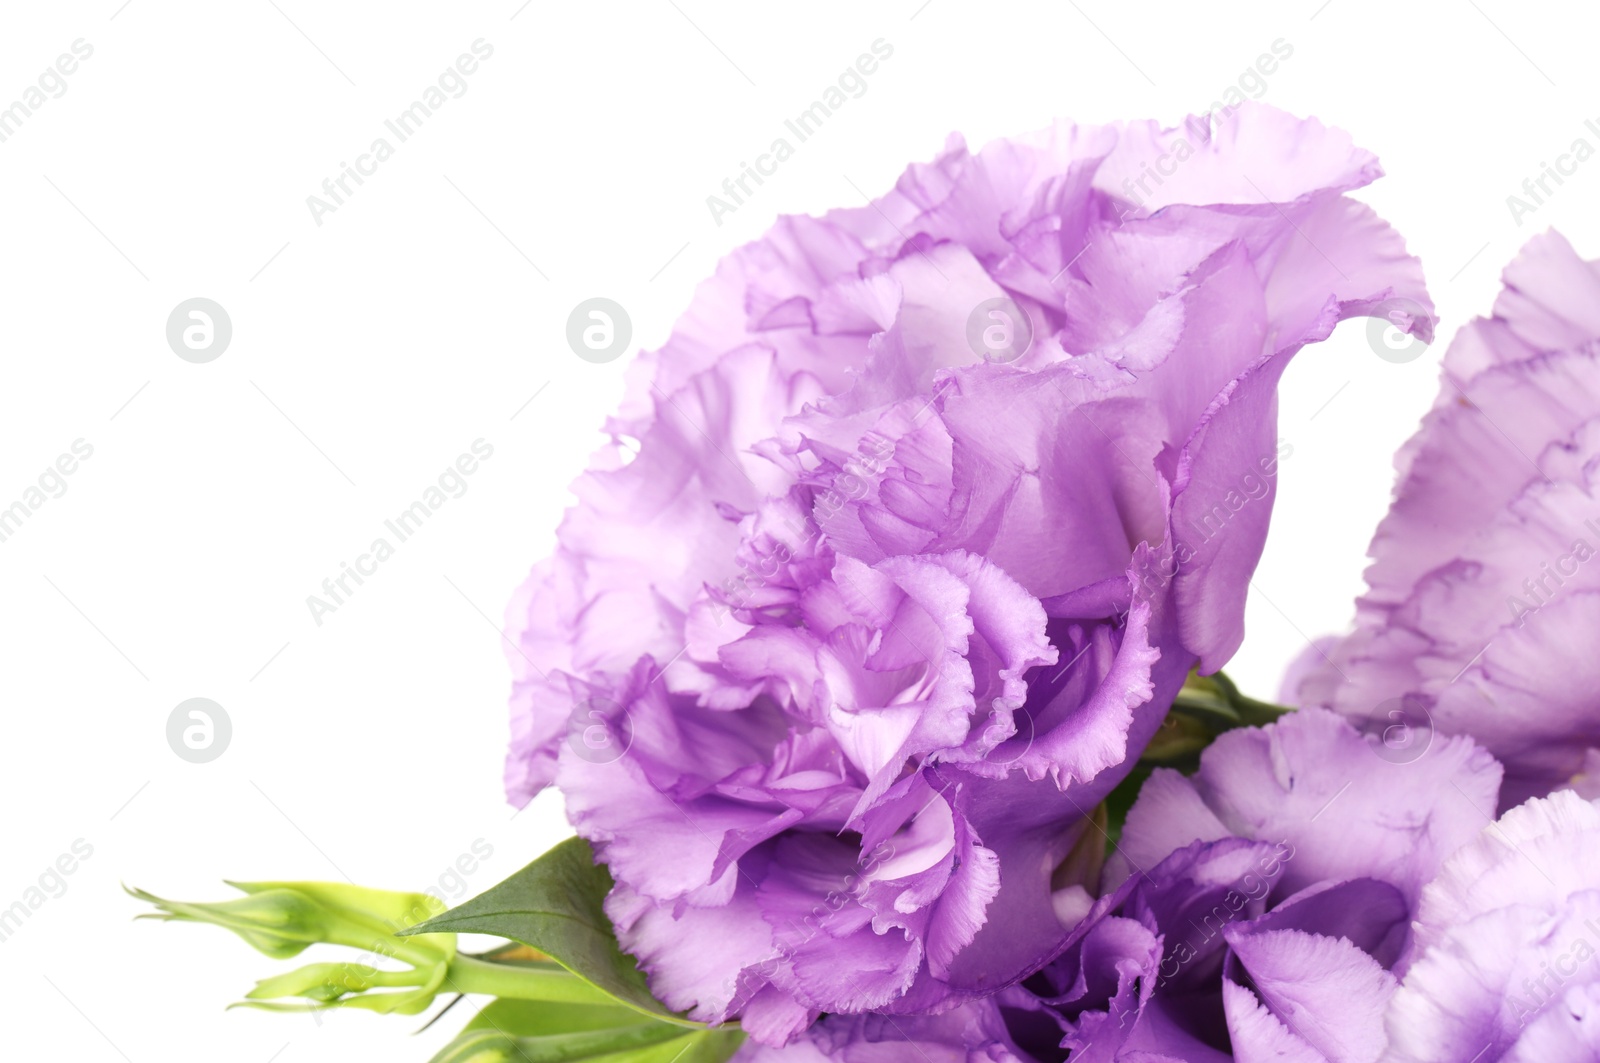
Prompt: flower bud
<box><xmin>129</xmin><ymin>880</ymin><xmax>455</xmax><ymax>1014</ymax></box>
<box><xmin>127</xmin><ymin>885</ymin><xmax>330</xmax><ymax>960</ymax></box>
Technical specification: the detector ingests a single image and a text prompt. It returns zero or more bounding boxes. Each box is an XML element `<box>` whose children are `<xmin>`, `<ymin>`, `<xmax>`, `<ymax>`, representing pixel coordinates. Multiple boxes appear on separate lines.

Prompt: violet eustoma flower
<box><xmin>1382</xmin><ymin>789</ymin><xmax>1600</xmax><ymax>1062</ymax></box>
<box><xmin>1293</xmin><ymin>231</ymin><xmax>1600</xmax><ymax>809</ymax></box>
<box><xmin>735</xmin><ymin>1000</ymin><xmax>1030</xmax><ymax>1062</ymax></box>
<box><xmin>1000</xmin><ymin>709</ymin><xmax>1500</xmax><ymax>1062</ymax></box>
<box><xmin>505</xmin><ymin>104</ymin><xmax>1431</xmax><ymax>1042</ymax></box>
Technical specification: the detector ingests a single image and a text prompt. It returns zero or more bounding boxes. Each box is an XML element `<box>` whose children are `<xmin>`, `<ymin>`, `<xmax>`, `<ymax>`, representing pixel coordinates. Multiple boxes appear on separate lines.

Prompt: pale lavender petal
<box><xmin>1296</xmin><ymin>232</ymin><xmax>1600</xmax><ymax>808</ymax></box>
<box><xmin>504</xmin><ymin>105</ymin><xmax>1432</xmax><ymax>1035</ymax></box>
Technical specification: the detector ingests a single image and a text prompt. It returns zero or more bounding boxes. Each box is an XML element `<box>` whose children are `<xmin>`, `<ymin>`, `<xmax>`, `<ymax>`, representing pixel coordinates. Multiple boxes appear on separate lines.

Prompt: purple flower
<box><xmin>1382</xmin><ymin>789</ymin><xmax>1600</xmax><ymax>1062</ymax></box>
<box><xmin>1292</xmin><ymin>231</ymin><xmax>1600</xmax><ymax>810</ymax></box>
<box><xmin>1002</xmin><ymin>708</ymin><xmax>1500</xmax><ymax>1061</ymax></box>
<box><xmin>504</xmin><ymin>105</ymin><xmax>1431</xmax><ymax>1041</ymax></box>
<box><xmin>734</xmin><ymin>1000</ymin><xmax>1029</xmax><ymax>1062</ymax></box>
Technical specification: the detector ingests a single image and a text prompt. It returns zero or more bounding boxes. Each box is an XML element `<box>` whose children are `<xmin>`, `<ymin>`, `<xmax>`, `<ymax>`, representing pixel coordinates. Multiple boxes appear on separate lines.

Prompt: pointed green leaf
<box><xmin>400</xmin><ymin>837</ymin><xmax>680</xmax><ymax>1023</ymax></box>
<box><xmin>1172</xmin><ymin>670</ymin><xmax>1293</xmax><ymax>731</ymax></box>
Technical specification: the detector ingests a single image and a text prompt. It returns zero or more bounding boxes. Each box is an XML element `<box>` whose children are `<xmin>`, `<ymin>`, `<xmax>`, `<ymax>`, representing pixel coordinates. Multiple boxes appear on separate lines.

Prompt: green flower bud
<box><xmin>129</xmin><ymin>880</ymin><xmax>456</xmax><ymax>1014</ymax></box>
<box><xmin>130</xmin><ymin>882</ymin><xmax>453</xmax><ymax>964</ymax></box>
<box><xmin>245</xmin><ymin>961</ymin><xmax>426</xmax><ymax>1003</ymax></box>
<box><xmin>130</xmin><ymin>874</ymin><xmax>680</xmax><ymax>1027</ymax></box>
<box><xmin>126</xmin><ymin>885</ymin><xmax>329</xmax><ymax>960</ymax></box>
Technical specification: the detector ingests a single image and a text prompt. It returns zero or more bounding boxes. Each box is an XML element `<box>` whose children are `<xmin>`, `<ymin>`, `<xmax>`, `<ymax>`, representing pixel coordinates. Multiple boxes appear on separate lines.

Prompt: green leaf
<box><xmin>401</xmin><ymin>837</ymin><xmax>680</xmax><ymax>1023</ymax></box>
<box><xmin>1173</xmin><ymin>670</ymin><xmax>1293</xmax><ymax>731</ymax></box>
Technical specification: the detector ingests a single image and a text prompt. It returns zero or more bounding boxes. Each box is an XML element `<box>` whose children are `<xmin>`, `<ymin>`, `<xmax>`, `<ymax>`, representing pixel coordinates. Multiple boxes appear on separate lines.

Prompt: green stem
<box><xmin>443</xmin><ymin>955</ymin><xmax>629</xmax><ymax>1006</ymax></box>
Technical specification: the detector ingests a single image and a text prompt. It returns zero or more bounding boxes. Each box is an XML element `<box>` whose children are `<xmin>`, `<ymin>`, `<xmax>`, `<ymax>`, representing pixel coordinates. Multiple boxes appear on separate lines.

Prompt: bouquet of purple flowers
<box><xmin>138</xmin><ymin>104</ymin><xmax>1600</xmax><ymax>1062</ymax></box>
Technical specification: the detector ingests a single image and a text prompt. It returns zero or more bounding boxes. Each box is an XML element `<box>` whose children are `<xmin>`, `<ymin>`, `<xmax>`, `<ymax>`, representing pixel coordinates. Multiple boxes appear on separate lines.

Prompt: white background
<box><xmin>1</xmin><ymin>1</ymin><xmax>1595</xmax><ymax>1059</ymax></box>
